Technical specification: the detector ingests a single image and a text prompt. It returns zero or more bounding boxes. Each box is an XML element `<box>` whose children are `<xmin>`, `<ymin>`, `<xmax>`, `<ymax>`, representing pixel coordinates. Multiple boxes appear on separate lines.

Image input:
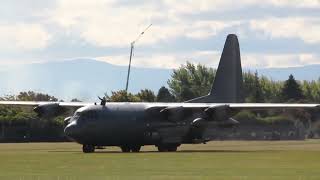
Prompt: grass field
<box><xmin>0</xmin><ymin>140</ymin><xmax>320</xmax><ymax>180</ymax></box>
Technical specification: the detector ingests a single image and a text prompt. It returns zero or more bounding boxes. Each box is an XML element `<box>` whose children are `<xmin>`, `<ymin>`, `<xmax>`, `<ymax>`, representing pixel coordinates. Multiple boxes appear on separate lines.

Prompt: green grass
<box><xmin>0</xmin><ymin>140</ymin><xmax>320</xmax><ymax>180</ymax></box>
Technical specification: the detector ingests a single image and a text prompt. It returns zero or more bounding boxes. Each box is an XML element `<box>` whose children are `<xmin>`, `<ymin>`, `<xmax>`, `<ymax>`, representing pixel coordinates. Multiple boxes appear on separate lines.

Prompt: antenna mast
<box><xmin>125</xmin><ymin>24</ymin><xmax>152</xmax><ymax>92</ymax></box>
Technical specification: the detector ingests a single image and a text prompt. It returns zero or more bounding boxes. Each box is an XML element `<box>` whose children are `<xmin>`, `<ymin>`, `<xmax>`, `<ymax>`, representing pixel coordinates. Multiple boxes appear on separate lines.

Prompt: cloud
<box><xmin>96</xmin><ymin>51</ymin><xmax>320</xmax><ymax>70</ymax></box>
<box><xmin>95</xmin><ymin>50</ymin><xmax>221</xmax><ymax>69</ymax></box>
<box><xmin>48</xmin><ymin>0</ymin><xmax>320</xmax><ymax>49</ymax></box>
<box><xmin>1</xmin><ymin>0</ymin><xmax>320</xmax><ymax>70</ymax></box>
<box><xmin>49</xmin><ymin>0</ymin><xmax>243</xmax><ymax>47</ymax></box>
<box><xmin>50</xmin><ymin>0</ymin><xmax>167</xmax><ymax>47</ymax></box>
<box><xmin>162</xmin><ymin>0</ymin><xmax>272</xmax><ymax>14</ymax></box>
<box><xmin>268</xmin><ymin>0</ymin><xmax>320</xmax><ymax>8</ymax></box>
<box><xmin>242</xmin><ymin>53</ymin><xmax>320</xmax><ymax>68</ymax></box>
<box><xmin>163</xmin><ymin>0</ymin><xmax>320</xmax><ymax>15</ymax></box>
<box><xmin>185</xmin><ymin>21</ymin><xmax>241</xmax><ymax>39</ymax></box>
<box><xmin>98</xmin><ymin>54</ymin><xmax>181</xmax><ymax>69</ymax></box>
<box><xmin>250</xmin><ymin>17</ymin><xmax>320</xmax><ymax>44</ymax></box>
<box><xmin>0</xmin><ymin>23</ymin><xmax>51</xmax><ymax>51</ymax></box>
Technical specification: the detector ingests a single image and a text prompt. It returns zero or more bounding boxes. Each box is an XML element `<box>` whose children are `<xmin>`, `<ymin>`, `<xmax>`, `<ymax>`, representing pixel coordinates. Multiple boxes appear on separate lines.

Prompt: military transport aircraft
<box><xmin>0</xmin><ymin>34</ymin><xmax>319</xmax><ymax>153</ymax></box>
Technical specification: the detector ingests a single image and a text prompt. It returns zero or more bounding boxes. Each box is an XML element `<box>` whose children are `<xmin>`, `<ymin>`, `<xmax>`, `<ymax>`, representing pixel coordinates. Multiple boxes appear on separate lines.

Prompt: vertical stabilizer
<box><xmin>187</xmin><ymin>34</ymin><xmax>244</xmax><ymax>103</ymax></box>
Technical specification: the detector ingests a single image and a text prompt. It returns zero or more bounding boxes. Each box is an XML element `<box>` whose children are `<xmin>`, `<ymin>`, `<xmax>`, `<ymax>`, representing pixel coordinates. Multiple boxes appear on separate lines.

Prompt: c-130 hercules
<box><xmin>1</xmin><ymin>34</ymin><xmax>319</xmax><ymax>153</ymax></box>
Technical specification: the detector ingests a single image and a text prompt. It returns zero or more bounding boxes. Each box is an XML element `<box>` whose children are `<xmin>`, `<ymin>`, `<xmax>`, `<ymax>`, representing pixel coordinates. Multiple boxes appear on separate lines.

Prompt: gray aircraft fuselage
<box><xmin>65</xmin><ymin>103</ymin><xmax>184</xmax><ymax>146</ymax></box>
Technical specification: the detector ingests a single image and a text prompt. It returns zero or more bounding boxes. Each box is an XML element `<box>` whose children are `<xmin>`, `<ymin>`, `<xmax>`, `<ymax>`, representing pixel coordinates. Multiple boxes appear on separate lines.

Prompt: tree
<box><xmin>281</xmin><ymin>74</ymin><xmax>304</xmax><ymax>101</ymax></box>
<box><xmin>301</xmin><ymin>80</ymin><xmax>320</xmax><ymax>103</ymax></box>
<box><xmin>259</xmin><ymin>76</ymin><xmax>282</xmax><ymax>103</ymax></box>
<box><xmin>243</xmin><ymin>71</ymin><xmax>256</xmax><ymax>102</ymax></box>
<box><xmin>156</xmin><ymin>86</ymin><xmax>175</xmax><ymax>102</ymax></box>
<box><xmin>167</xmin><ymin>62</ymin><xmax>215</xmax><ymax>102</ymax></box>
<box><xmin>243</xmin><ymin>71</ymin><xmax>267</xmax><ymax>103</ymax></box>
<box><xmin>71</xmin><ymin>98</ymin><xmax>82</xmax><ymax>102</ymax></box>
<box><xmin>0</xmin><ymin>95</ymin><xmax>16</xmax><ymax>101</ymax></box>
<box><xmin>137</xmin><ymin>89</ymin><xmax>156</xmax><ymax>102</ymax></box>
<box><xmin>302</xmin><ymin>80</ymin><xmax>313</xmax><ymax>102</ymax></box>
<box><xmin>253</xmin><ymin>71</ymin><xmax>264</xmax><ymax>103</ymax></box>
<box><xmin>17</xmin><ymin>91</ymin><xmax>58</xmax><ymax>101</ymax></box>
<box><xmin>105</xmin><ymin>90</ymin><xmax>140</xmax><ymax>102</ymax></box>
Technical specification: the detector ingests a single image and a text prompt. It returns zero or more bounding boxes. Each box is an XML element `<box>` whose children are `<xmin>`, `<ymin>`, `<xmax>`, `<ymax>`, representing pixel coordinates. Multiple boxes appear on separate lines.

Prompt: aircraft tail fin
<box><xmin>187</xmin><ymin>34</ymin><xmax>244</xmax><ymax>103</ymax></box>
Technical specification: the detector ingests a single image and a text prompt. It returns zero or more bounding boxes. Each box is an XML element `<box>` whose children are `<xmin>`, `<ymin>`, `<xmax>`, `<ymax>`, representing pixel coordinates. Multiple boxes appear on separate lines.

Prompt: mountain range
<box><xmin>0</xmin><ymin>59</ymin><xmax>319</xmax><ymax>101</ymax></box>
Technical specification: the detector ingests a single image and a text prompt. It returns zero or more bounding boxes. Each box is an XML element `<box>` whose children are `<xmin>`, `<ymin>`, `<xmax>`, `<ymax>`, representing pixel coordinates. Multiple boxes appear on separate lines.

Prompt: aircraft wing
<box><xmin>2</xmin><ymin>101</ymin><xmax>318</xmax><ymax>109</ymax></box>
<box><xmin>227</xmin><ymin>103</ymin><xmax>320</xmax><ymax>110</ymax></box>
<box><xmin>0</xmin><ymin>101</ymin><xmax>94</xmax><ymax>117</ymax></box>
<box><xmin>147</xmin><ymin>103</ymin><xmax>320</xmax><ymax>111</ymax></box>
<box><xmin>146</xmin><ymin>103</ymin><xmax>320</xmax><ymax>144</ymax></box>
<box><xmin>0</xmin><ymin>101</ymin><xmax>92</xmax><ymax>107</ymax></box>
<box><xmin>145</xmin><ymin>103</ymin><xmax>320</xmax><ymax>123</ymax></box>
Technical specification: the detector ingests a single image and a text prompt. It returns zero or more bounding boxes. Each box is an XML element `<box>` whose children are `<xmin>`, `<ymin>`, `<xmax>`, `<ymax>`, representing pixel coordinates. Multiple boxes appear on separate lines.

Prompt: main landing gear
<box><xmin>82</xmin><ymin>144</ymin><xmax>141</xmax><ymax>153</ymax></box>
<box><xmin>156</xmin><ymin>144</ymin><xmax>179</xmax><ymax>152</ymax></box>
<box><xmin>82</xmin><ymin>144</ymin><xmax>95</xmax><ymax>153</ymax></box>
<box><xmin>82</xmin><ymin>144</ymin><xmax>179</xmax><ymax>153</ymax></box>
<box><xmin>120</xmin><ymin>145</ymin><xmax>141</xmax><ymax>152</ymax></box>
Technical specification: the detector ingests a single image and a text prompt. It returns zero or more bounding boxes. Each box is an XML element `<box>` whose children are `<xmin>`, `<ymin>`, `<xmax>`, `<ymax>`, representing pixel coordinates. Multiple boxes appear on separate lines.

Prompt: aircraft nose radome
<box><xmin>64</xmin><ymin>122</ymin><xmax>79</xmax><ymax>138</ymax></box>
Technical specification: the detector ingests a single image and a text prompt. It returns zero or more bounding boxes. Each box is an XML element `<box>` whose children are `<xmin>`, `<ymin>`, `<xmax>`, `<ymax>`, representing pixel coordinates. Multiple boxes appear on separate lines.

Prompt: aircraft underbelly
<box><xmin>83</xmin><ymin>117</ymin><xmax>147</xmax><ymax>146</ymax></box>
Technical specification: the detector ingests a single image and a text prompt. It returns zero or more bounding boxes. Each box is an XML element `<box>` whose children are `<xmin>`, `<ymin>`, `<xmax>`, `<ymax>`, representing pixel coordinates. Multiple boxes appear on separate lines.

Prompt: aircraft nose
<box><xmin>64</xmin><ymin>122</ymin><xmax>79</xmax><ymax>138</ymax></box>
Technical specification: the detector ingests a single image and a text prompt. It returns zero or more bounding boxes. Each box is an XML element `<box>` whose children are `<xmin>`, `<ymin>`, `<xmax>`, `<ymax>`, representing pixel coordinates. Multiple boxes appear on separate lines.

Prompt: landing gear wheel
<box><xmin>157</xmin><ymin>146</ymin><xmax>168</xmax><ymax>152</ymax></box>
<box><xmin>82</xmin><ymin>144</ymin><xmax>95</xmax><ymax>153</ymax></box>
<box><xmin>157</xmin><ymin>144</ymin><xmax>179</xmax><ymax>152</ymax></box>
<box><xmin>131</xmin><ymin>145</ymin><xmax>141</xmax><ymax>152</ymax></box>
<box><xmin>120</xmin><ymin>146</ymin><xmax>131</xmax><ymax>152</ymax></box>
<box><xmin>167</xmin><ymin>146</ymin><xmax>178</xmax><ymax>152</ymax></box>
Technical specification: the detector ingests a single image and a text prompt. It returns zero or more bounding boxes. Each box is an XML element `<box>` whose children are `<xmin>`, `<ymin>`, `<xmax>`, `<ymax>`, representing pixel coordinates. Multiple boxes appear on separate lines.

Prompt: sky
<box><xmin>0</xmin><ymin>0</ymin><xmax>320</xmax><ymax>69</ymax></box>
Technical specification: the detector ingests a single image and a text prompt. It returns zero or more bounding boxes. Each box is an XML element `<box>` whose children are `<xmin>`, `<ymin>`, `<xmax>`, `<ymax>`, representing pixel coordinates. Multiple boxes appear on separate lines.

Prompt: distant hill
<box><xmin>253</xmin><ymin>65</ymin><xmax>320</xmax><ymax>81</ymax></box>
<box><xmin>0</xmin><ymin>59</ymin><xmax>319</xmax><ymax>101</ymax></box>
<box><xmin>0</xmin><ymin>59</ymin><xmax>171</xmax><ymax>101</ymax></box>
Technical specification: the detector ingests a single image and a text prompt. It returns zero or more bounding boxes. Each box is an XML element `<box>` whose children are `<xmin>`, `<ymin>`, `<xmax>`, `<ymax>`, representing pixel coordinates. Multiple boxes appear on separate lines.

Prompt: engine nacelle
<box><xmin>203</xmin><ymin>106</ymin><xmax>240</xmax><ymax>128</ymax></box>
<box><xmin>160</xmin><ymin>106</ymin><xmax>186</xmax><ymax>122</ymax></box>
<box><xmin>191</xmin><ymin>118</ymin><xmax>208</xmax><ymax>128</ymax></box>
<box><xmin>64</xmin><ymin>116</ymin><xmax>72</xmax><ymax>126</ymax></box>
<box><xmin>215</xmin><ymin>118</ymin><xmax>239</xmax><ymax>128</ymax></box>
<box><xmin>188</xmin><ymin>118</ymin><xmax>209</xmax><ymax>142</ymax></box>
<box><xmin>33</xmin><ymin>103</ymin><xmax>65</xmax><ymax>117</ymax></box>
<box><xmin>204</xmin><ymin>105</ymin><xmax>233</xmax><ymax>121</ymax></box>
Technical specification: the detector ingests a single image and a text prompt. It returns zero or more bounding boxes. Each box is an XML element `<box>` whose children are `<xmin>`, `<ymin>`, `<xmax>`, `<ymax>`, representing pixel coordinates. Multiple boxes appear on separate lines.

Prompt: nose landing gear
<box><xmin>82</xmin><ymin>144</ymin><xmax>95</xmax><ymax>153</ymax></box>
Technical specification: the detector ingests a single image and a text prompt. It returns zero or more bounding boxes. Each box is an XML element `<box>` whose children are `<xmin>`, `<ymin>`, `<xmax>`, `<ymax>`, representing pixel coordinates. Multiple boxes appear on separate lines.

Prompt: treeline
<box><xmin>0</xmin><ymin>62</ymin><xmax>320</xmax><ymax>142</ymax></box>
